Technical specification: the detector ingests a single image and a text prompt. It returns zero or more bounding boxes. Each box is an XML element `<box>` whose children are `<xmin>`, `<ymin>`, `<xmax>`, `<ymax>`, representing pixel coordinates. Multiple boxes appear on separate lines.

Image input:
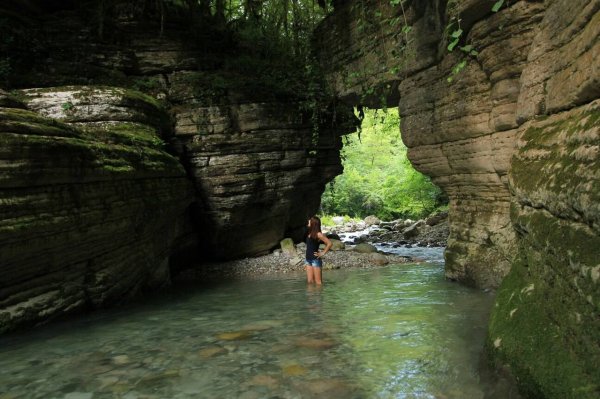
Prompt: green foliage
<box><xmin>61</xmin><ymin>102</ymin><xmax>74</xmax><ymax>111</ymax></box>
<box><xmin>321</xmin><ymin>108</ymin><xmax>446</xmax><ymax>220</ymax></box>
<box><xmin>492</xmin><ymin>0</ymin><xmax>505</xmax><ymax>12</ymax></box>
<box><xmin>445</xmin><ymin>0</ymin><xmax>508</xmax><ymax>83</ymax></box>
<box><xmin>320</xmin><ymin>214</ymin><xmax>359</xmax><ymax>227</ymax></box>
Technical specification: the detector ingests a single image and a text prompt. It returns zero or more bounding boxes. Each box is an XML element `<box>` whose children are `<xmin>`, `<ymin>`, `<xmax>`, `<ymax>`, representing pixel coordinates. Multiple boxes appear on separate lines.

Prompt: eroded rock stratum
<box><xmin>316</xmin><ymin>0</ymin><xmax>599</xmax><ymax>396</ymax></box>
<box><xmin>0</xmin><ymin>5</ymin><xmax>355</xmax><ymax>333</ymax></box>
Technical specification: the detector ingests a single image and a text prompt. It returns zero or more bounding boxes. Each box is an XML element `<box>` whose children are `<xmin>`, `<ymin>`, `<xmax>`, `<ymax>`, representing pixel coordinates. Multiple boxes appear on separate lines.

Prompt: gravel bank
<box><xmin>175</xmin><ymin>249</ymin><xmax>414</xmax><ymax>282</ymax></box>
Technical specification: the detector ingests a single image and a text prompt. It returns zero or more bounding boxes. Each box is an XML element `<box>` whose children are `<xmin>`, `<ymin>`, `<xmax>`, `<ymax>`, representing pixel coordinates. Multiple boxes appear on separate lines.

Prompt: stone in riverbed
<box><xmin>364</xmin><ymin>215</ymin><xmax>380</xmax><ymax>226</ymax></box>
<box><xmin>295</xmin><ymin>337</ymin><xmax>337</xmax><ymax>350</ymax></box>
<box><xmin>241</xmin><ymin>320</ymin><xmax>283</xmax><ymax>331</ymax></box>
<box><xmin>426</xmin><ymin>211</ymin><xmax>448</xmax><ymax>226</ymax></box>
<box><xmin>403</xmin><ymin>223</ymin><xmax>420</xmax><ymax>239</ymax></box>
<box><xmin>294</xmin><ymin>378</ymin><xmax>356</xmax><ymax>396</ymax></box>
<box><xmin>353</xmin><ymin>243</ymin><xmax>377</xmax><ymax>253</ymax></box>
<box><xmin>198</xmin><ymin>346</ymin><xmax>226</xmax><ymax>358</ymax></box>
<box><xmin>282</xmin><ymin>364</ymin><xmax>308</xmax><ymax>376</ymax></box>
<box><xmin>279</xmin><ymin>238</ymin><xmax>296</xmax><ymax>256</ymax></box>
<box><xmin>289</xmin><ymin>257</ymin><xmax>303</xmax><ymax>266</ymax></box>
<box><xmin>111</xmin><ymin>355</ymin><xmax>130</xmax><ymax>365</ymax></box>
<box><xmin>330</xmin><ymin>239</ymin><xmax>345</xmax><ymax>251</ymax></box>
<box><xmin>246</xmin><ymin>374</ymin><xmax>279</xmax><ymax>389</ymax></box>
<box><xmin>370</xmin><ymin>253</ymin><xmax>389</xmax><ymax>266</ymax></box>
<box><xmin>216</xmin><ymin>331</ymin><xmax>252</xmax><ymax>341</ymax></box>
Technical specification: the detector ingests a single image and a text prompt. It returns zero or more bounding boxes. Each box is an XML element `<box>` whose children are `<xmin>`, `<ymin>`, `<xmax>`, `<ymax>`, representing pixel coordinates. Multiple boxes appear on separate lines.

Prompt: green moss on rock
<box><xmin>81</xmin><ymin>122</ymin><xmax>166</xmax><ymax>150</ymax></box>
<box><xmin>0</xmin><ymin>108</ymin><xmax>81</xmax><ymax>137</ymax></box>
<box><xmin>487</xmin><ymin>215</ymin><xmax>600</xmax><ymax>398</ymax></box>
<box><xmin>489</xmin><ymin>102</ymin><xmax>600</xmax><ymax>398</ymax></box>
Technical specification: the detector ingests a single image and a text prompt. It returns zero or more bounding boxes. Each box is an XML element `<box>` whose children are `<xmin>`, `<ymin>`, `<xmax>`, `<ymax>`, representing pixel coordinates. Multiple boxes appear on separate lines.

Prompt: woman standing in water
<box><xmin>305</xmin><ymin>216</ymin><xmax>332</xmax><ymax>285</ymax></box>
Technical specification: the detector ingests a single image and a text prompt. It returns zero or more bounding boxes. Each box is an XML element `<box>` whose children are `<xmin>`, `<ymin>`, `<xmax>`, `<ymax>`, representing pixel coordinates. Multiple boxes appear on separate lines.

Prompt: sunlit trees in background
<box><xmin>321</xmin><ymin>108</ymin><xmax>447</xmax><ymax>220</ymax></box>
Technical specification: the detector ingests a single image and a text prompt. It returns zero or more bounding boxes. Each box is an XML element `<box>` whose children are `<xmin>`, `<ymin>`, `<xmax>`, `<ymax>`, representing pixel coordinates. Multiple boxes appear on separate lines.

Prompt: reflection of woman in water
<box><xmin>305</xmin><ymin>216</ymin><xmax>332</xmax><ymax>285</ymax></box>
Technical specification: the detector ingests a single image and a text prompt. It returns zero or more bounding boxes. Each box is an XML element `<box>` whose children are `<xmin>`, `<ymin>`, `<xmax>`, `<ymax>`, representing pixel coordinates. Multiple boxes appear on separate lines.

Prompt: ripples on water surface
<box><xmin>0</xmin><ymin>262</ymin><xmax>519</xmax><ymax>399</ymax></box>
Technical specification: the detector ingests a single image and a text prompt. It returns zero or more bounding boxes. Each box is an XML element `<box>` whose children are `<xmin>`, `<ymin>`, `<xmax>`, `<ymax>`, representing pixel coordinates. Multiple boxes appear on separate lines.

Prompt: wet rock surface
<box><xmin>316</xmin><ymin>0</ymin><xmax>600</xmax><ymax>396</ymax></box>
<box><xmin>0</xmin><ymin>7</ymin><xmax>355</xmax><ymax>333</ymax></box>
<box><xmin>327</xmin><ymin>213</ymin><xmax>449</xmax><ymax>249</ymax></box>
<box><xmin>0</xmin><ymin>87</ymin><xmax>193</xmax><ymax>334</ymax></box>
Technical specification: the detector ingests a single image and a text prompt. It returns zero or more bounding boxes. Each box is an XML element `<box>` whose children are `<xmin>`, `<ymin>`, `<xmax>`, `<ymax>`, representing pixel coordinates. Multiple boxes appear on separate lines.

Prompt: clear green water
<box><xmin>0</xmin><ymin>263</ymin><xmax>519</xmax><ymax>399</ymax></box>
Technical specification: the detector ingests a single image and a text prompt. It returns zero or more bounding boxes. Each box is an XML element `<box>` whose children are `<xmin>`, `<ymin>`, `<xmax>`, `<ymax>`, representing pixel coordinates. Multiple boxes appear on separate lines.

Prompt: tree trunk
<box><xmin>245</xmin><ymin>0</ymin><xmax>261</xmax><ymax>21</ymax></box>
<box><xmin>215</xmin><ymin>0</ymin><xmax>226</xmax><ymax>23</ymax></box>
<box><xmin>199</xmin><ymin>0</ymin><xmax>211</xmax><ymax>18</ymax></box>
<box><xmin>291</xmin><ymin>0</ymin><xmax>299</xmax><ymax>55</ymax></box>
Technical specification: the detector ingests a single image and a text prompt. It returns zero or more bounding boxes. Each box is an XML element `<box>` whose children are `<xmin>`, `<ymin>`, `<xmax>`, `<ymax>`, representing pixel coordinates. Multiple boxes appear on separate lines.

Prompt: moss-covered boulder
<box><xmin>0</xmin><ymin>85</ymin><xmax>194</xmax><ymax>334</ymax></box>
<box><xmin>487</xmin><ymin>100</ymin><xmax>600</xmax><ymax>398</ymax></box>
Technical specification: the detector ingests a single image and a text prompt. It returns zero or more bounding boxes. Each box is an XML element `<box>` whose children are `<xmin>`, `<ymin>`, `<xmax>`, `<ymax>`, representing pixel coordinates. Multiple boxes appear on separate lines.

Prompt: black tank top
<box><xmin>306</xmin><ymin>235</ymin><xmax>320</xmax><ymax>261</ymax></box>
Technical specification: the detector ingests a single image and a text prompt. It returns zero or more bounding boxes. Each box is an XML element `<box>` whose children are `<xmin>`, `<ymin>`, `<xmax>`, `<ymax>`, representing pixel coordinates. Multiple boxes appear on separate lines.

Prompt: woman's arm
<box><xmin>314</xmin><ymin>233</ymin><xmax>333</xmax><ymax>258</ymax></box>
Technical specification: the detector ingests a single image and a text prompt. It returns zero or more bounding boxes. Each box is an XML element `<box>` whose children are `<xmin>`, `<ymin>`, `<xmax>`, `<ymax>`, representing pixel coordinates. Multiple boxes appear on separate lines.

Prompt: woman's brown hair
<box><xmin>308</xmin><ymin>216</ymin><xmax>321</xmax><ymax>239</ymax></box>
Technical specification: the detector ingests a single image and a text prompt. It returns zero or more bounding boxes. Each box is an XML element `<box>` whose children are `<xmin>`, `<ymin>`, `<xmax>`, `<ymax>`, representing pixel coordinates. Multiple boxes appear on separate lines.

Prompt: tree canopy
<box><xmin>321</xmin><ymin>108</ymin><xmax>447</xmax><ymax>220</ymax></box>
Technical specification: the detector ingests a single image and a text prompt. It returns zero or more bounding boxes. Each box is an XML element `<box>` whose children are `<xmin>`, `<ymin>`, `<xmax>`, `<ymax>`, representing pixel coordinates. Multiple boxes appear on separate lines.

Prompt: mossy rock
<box><xmin>19</xmin><ymin>86</ymin><xmax>172</xmax><ymax>136</ymax></box>
<box><xmin>0</xmin><ymin>89</ymin><xmax>26</xmax><ymax>109</ymax></box>
<box><xmin>0</xmin><ymin>107</ymin><xmax>81</xmax><ymax>138</ymax></box>
<box><xmin>353</xmin><ymin>243</ymin><xmax>377</xmax><ymax>253</ymax></box>
<box><xmin>487</xmin><ymin>207</ymin><xmax>600</xmax><ymax>398</ymax></box>
<box><xmin>280</xmin><ymin>238</ymin><xmax>296</xmax><ymax>256</ymax></box>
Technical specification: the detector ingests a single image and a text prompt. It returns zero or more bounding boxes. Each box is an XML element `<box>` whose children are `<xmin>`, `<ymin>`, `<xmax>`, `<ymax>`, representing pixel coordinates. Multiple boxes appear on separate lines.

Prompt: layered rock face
<box><xmin>1</xmin><ymin>5</ymin><xmax>354</xmax><ymax>331</ymax></box>
<box><xmin>0</xmin><ymin>87</ymin><xmax>193</xmax><ymax>333</ymax></box>
<box><xmin>317</xmin><ymin>0</ymin><xmax>599</xmax><ymax>396</ymax></box>
<box><xmin>170</xmin><ymin>86</ymin><xmax>348</xmax><ymax>258</ymax></box>
<box><xmin>7</xmin><ymin>9</ymin><xmax>354</xmax><ymax>259</ymax></box>
<box><xmin>316</xmin><ymin>0</ymin><xmax>547</xmax><ymax>287</ymax></box>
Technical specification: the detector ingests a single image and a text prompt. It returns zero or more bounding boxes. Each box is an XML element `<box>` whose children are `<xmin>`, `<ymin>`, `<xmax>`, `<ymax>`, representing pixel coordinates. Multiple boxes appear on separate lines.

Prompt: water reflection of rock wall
<box><xmin>316</xmin><ymin>0</ymin><xmax>600</xmax><ymax>396</ymax></box>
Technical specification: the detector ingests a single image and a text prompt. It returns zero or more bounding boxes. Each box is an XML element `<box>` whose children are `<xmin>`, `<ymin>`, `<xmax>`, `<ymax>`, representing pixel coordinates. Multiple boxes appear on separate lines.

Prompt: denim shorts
<box><xmin>305</xmin><ymin>259</ymin><xmax>323</xmax><ymax>268</ymax></box>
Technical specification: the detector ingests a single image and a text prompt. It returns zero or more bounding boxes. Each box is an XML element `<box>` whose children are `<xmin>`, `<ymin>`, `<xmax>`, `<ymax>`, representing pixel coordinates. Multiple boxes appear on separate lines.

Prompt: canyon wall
<box><xmin>0</xmin><ymin>5</ymin><xmax>354</xmax><ymax>332</ymax></box>
<box><xmin>316</xmin><ymin>0</ymin><xmax>599</xmax><ymax>396</ymax></box>
<box><xmin>0</xmin><ymin>87</ymin><xmax>194</xmax><ymax>333</ymax></box>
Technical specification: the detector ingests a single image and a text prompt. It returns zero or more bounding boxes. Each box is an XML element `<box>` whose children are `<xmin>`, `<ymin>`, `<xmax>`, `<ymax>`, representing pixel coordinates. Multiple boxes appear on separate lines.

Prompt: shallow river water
<box><xmin>0</xmin><ymin>259</ymin><xmax>519</xmax><ymax>399</ymax></box>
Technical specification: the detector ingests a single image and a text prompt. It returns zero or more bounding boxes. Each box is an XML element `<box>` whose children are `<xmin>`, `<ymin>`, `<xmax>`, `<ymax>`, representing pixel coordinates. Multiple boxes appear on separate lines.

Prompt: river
<box><xmin>0</xmin><ymin>253</ymin><xmax>519</xmax><ymax>398</ymax></box>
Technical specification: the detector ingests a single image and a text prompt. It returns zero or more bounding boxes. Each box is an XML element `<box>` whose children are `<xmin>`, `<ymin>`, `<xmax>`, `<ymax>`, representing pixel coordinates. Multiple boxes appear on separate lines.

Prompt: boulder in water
<box><xmin>426</xmin><ymin>211</ymin><xmax>448</xmax><ymax>226</ymax></box>
<box><xmin>364</xmin><ymin>215</ymin><xmax>380</xmax><ymax>226</ymax></box>
<box><xmin>330</xmin><ymin>239</ymin><xmax>345</xmax><ymax>251</ymax></box>
<box><xmin>326</xmin><ymin>232</ymin><xmax>341</xmax><ymax>240</ymax></box>
<box><xmin>216</xmin><ymin>331</ymin><xmax>252</xmax><ymax>340</ymax></box>
<box><xmin>280</xmin><ymin>238</ymin><xmax>296</xmax><ymax>256</ymax></box>
<box><xmin>370</xmin><ymin>253</ymin><xmax>389</xmax><ymax>265</ymax></box>
<box><xmin>353</xmin><ymin>243</ymin><xmax>377</xmax><ymax>253</ymax></box>
<box><xmin>403</xmin><ymin>223</ymin><xmax>420</xmax><ymax>239</ymax></box>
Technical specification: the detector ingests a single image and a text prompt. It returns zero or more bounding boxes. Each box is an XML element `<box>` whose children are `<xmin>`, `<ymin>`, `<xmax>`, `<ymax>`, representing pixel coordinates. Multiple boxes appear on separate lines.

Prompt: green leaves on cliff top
<box><xmin>492</xmin><ymin>0</ymin><xmax>505</xmax><ymax>12</ymax></box>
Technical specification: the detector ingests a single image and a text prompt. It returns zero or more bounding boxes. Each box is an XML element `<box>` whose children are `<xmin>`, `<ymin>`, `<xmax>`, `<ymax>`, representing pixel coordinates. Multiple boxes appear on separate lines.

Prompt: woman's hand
<box><xmin>316</xmin><ymin>233</ymin><xmax>333</xmax><ymax>259</ymax></box>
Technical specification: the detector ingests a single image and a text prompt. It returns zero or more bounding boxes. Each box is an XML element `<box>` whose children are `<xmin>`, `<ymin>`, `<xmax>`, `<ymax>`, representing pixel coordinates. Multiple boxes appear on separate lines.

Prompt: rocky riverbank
<box><xmin>175</xmin><ymin>241</ymin><xmax>414</xmax><ymax>282</ymax></box>
<box><xmin>174</xmin><ymin>213</ymin><xmax>449</xmax><ymax>282</ymax></box>
<box><xmin>326</xmin><ymin>212</ymin><xmax>449</xmax><ymax>248</ymax></box>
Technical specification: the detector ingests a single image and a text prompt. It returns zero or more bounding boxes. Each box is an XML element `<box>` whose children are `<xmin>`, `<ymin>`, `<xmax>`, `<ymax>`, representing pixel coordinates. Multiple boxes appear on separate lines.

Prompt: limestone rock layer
<box><xmin>316</xmin><ymin>0</ymin><xmax>599</xmax><ymax>395</ymax></box>
<box><xmin>0</xmin><ymin>5</ymin><xmax>355</xmax><ymax>331</ymax></box>
<box><xmin>0</xmin><ymin>88</ymin><xmax>193</xmax><ymax>333</ymax></box>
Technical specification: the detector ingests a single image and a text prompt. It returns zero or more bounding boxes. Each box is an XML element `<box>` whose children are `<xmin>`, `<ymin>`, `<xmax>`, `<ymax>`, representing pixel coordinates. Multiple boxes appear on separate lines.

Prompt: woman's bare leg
<box><xmin>306</xmin><ymin>265</ymin><xmax>315</xmax><ymax>284</ymax></box>
<box><xmin>314</xmin><ymin>267</ymin><xmax>322</xmax><ymax>285</ymax></box>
